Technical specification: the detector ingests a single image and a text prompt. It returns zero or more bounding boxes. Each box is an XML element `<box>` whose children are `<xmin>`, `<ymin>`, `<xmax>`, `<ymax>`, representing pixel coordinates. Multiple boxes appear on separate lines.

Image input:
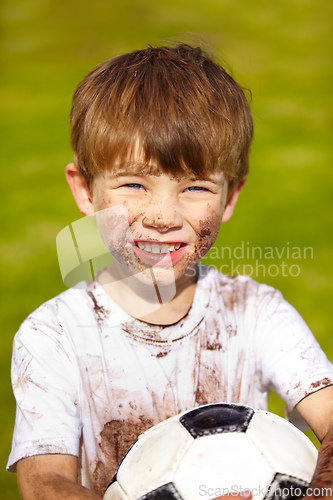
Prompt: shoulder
<box><xmin>197</xmin><ymin>264</ymin><xmax>282</xmax><ymax>311</ymax></box>
<box><xmin>15</xmin><ymin>279</ymin><xmax>102</xmax><ymax>343</ymax></box>
<box><xmin>21</xmin><ymin>281</ymin><xmax>92</xmax><ymax>323</ymax></box>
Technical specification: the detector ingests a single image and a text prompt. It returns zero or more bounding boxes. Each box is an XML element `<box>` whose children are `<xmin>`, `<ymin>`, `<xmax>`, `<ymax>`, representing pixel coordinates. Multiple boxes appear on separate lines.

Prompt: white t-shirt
<box><xmin>7</xmin><ymin>265</ymin><xmax>333</xmax><ymax>496</ymax></box>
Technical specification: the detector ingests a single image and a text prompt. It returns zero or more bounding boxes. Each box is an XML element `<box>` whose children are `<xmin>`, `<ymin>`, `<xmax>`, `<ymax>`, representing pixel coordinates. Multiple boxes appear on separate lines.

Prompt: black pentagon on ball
<box><xmin>139</xmin><ymin>482</ymin><xmax>184</xmax><ymax>499</ymax></box>
<box><xmin>264</xmin><ymin>472</ymin><xmax>309</xmax><ymax>500</ymax></box>
<box><xmin>179</xmin><ymin>403</ymin><xmax>255</xmax><ymax>438</ymax></box>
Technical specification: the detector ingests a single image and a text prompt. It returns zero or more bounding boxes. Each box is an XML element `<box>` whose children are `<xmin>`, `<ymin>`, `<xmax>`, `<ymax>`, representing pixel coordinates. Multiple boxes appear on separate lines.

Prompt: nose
<box><xmin>142</xmin><ymin>199</ymin><xmax>183</xmax><ymax>232</ymax></box>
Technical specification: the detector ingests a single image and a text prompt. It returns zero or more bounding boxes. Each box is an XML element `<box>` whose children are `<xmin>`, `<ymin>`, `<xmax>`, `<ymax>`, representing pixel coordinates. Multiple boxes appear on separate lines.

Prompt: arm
<box><xmin>17</xmin><ymin>454</ymin><xmax>101</xmax><ymax>500</ymax></box>
<box><xmin>296</xmin><ymin>385</ymin><xmax>333</xmax><ymax>499</ymax></box>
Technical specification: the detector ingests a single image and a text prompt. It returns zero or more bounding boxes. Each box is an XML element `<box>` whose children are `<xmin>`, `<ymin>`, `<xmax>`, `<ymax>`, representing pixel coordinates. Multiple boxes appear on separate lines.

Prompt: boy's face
<box><xmin>66</xmin><ymin>158</ymin><xmax>243</xmax><ymax>289</ymax></box>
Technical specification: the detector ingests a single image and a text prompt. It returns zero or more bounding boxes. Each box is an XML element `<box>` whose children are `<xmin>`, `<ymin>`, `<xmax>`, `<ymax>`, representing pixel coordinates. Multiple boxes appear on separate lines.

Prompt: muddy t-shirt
<box><xmin>7</xmin><ymin>265</ymin><xmax>333</xmax><ymax>496</ymax></box>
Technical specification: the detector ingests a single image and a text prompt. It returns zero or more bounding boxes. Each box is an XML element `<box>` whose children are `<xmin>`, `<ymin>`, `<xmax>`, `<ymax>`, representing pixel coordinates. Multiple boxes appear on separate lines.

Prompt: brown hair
<box><xmin>70</xmin><ymin>43</ymin><xmax>253</xmax><ymax>189</ymax></box>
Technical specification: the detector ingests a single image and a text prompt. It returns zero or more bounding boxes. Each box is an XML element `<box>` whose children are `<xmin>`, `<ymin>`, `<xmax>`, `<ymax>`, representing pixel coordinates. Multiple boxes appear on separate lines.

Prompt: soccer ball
<box><xmin>104</xmin><ymin>403</ymin><xmax>318</xmax><ymax>500</ymax></box>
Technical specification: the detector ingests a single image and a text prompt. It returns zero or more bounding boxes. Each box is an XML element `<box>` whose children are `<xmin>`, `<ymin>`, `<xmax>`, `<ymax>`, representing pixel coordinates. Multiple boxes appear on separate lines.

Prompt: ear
<box><xmin>65</xmin><ymin>163</ymin><xmax>95</xmax><ymax>216</ymax></box>
<box><xmin>221</xmin><ymin>177</ymin><xmax>247</xmax><ymax>223</ymax></box>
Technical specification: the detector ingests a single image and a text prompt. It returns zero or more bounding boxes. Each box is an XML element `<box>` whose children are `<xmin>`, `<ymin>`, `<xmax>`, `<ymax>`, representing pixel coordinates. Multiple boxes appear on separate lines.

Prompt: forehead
<box><xmin>99</xmin><ymin>138</ymin><xmax>224</xmax><ymax>181</ymax></box>
<box><xmin>103</xmin><ymin>160</ymin><xmax>225</xmax><ymax>184</ymax></box>
<box><xmin>107</xmin><ymin>161</ymin><xmax>167</xmax><ymax>178</ymax></box>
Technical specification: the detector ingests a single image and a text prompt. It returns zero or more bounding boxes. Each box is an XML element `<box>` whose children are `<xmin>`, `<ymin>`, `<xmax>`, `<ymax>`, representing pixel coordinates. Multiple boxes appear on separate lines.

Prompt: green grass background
<box><xmin>1</xmin><ymin>0</ymin><xmax>332</xmax><ymax>497</ymax></box>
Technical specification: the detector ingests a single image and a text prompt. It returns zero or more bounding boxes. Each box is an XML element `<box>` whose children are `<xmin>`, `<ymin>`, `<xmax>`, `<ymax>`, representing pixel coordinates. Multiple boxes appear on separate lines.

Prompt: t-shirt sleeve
<box><xmin>7</xmin><ymin>305</ymin><xmax>82</xmax><ymax>472</ymax></box>
<box><xmin>256</xmin><ymin>288</ymin><xmax>333</xmax><ymax>415</ymax></box>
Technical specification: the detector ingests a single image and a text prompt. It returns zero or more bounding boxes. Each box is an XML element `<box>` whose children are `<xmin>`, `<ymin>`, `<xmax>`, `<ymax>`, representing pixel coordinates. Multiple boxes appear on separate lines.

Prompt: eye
<box><xmin>124</xmin><ymin>183</ymin><xmax>143</xmax><ymax>190</ymax></box>
<box><xmin>186</xmin><ymin>186</ymin><xmax>207</xmax><ymax>192</ymax></box>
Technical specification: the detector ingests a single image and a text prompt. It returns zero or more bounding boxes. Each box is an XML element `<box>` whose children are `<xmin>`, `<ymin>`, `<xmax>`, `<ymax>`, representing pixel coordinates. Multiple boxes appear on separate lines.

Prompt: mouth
<box><xmin>135</xmin><ymin>241</ymin><xmax>184</xmax><ymax>254</ymax></box>
<box><xmin>132</xmin><ymin>241</ymin><xmax>187</xmax><ymax>265</ymax></box>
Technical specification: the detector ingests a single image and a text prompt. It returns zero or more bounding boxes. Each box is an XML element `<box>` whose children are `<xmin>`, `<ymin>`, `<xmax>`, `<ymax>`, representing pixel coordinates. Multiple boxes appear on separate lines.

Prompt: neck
<box><xmin>98</xmin><ymin>264</ymin><xmax>197</xmax><ymax>325</ymax></box>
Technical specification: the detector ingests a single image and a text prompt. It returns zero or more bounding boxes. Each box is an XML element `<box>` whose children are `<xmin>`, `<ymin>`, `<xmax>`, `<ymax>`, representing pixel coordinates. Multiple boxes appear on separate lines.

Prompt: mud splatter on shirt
<box><xmin>7</xmin><ymin>265</ymin><xmax>333</xmax><ymax>495</ymax></box>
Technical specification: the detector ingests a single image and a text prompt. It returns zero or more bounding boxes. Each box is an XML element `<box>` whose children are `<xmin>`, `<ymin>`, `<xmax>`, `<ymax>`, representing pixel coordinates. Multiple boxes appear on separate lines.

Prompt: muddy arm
<box><xmin>17</xmin><ymin>454</ymin><xmax>101</xmax><ymax>499</ymax></box>
<box><xmin>296</xmin><ymin>386</ymin><xmax>333</xmax><ymax>498</ymax></box>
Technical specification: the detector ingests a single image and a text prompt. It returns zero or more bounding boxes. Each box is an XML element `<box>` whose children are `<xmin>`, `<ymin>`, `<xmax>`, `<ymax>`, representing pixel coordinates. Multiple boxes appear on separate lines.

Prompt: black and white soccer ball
<box><xmin>104</xmin><ymin>403</ymin><xmax>318</xmax><ymax>500</ymax></box>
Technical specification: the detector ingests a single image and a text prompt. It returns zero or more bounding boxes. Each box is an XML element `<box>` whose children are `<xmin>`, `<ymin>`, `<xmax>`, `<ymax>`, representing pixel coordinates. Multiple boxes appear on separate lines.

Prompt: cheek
<box><xmin>95</xmin><ymin>205</ymin><xmax>130</xmax><ymax>252</ymax></box>
<box><xmin>198</xmin><ymin>213</ymin><xmax>221</xmax><ymax>238</ymax></box>
<box><xmin>94</xmin><ymin>200</ymin><xmax>145</xmax><ymax>253</ymax></box>
<box><xmin>192</xmin><ymin>208</ymin><xmax>222</xmax><ymax>259</ymax></box>
<box><xmin>100</xmin><ymin>196</ymin><xmax>144</xmax><ymax>224</ymax></box>
<box><xmin>124</xmin><ymin>201</ymin><xmax>145</xmax><ymax>227</ymax></box>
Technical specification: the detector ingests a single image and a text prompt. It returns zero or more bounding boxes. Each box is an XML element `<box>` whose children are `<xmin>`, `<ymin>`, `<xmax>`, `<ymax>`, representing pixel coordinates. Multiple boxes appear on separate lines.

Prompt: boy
<box><xmin>7</xmin><ymin>44</ymin><xmax>333</xmax><ymax>499</ymax></box>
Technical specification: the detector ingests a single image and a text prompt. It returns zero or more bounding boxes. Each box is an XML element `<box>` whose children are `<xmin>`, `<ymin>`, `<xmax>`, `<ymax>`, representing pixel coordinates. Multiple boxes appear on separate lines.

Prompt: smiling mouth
<box><xmin>135</xmin><ymin>241</ymin><xmax>184</xmax><ymax>254</ymax></box>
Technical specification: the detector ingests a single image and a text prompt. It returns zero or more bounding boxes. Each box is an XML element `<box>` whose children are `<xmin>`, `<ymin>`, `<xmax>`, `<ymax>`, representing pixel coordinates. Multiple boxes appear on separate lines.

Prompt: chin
<box><xmin>132</xmin><ymin>266</ymin><xmax>178</xmax><ymax>288</ymax></box>
<box><xmin>133</xmin><ymin>260</ymin><xmax>197</xmax><ymax>292</ymax></box>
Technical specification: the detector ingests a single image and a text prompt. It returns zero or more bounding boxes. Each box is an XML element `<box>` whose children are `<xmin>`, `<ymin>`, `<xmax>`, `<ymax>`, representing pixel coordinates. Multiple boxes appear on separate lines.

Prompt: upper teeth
<box><xmin>137</xmin><ymin>242</ymin><xmax>182</xmax><ymax>254</ymax></box>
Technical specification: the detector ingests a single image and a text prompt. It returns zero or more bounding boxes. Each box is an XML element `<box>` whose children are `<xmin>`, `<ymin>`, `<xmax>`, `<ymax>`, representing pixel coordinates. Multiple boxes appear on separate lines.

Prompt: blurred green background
<box><xmin>1</xmin><ymin>0</ymin><xmax>332</xmax><ymax>497</ymax></box>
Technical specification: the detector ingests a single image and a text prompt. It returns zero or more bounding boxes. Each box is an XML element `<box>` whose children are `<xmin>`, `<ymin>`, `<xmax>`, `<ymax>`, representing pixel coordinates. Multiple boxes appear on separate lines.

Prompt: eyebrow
<box><xmin>105</xmin><ymin>163</ymin><xmax>222</xmax><ymax>183</ymax></box>
<box><xmin>107</xmin><ymin>163</ymin><xmax>163</xmax><ymax>178</ymax></box>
